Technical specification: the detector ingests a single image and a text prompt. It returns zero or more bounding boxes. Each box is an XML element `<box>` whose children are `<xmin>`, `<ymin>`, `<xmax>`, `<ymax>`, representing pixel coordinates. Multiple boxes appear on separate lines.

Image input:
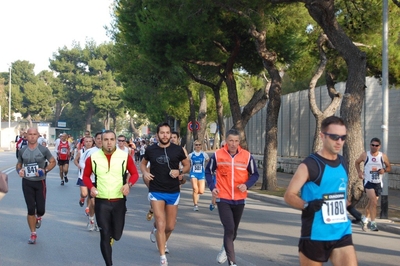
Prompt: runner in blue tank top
<box><xmin>284</xmin><ymin>116</ymin><xmax>358</xmax><ymax>266</ymax></box>
<box><xmin>188</xmin><ymin>140</ymin><xmax>209</xmax><ymax>211</ymax></box>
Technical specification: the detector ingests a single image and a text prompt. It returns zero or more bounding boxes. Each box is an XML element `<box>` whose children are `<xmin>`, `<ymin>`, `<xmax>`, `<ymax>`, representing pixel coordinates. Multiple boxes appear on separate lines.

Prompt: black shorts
<box><xmin>298</xmin><ymin>234</ymin><xmax>353</xmax><ymax>262</ymax></box>
<box><xmin>364</xmin><ymin>181</ymin><xmax>382</xmax><ymax>196</ymax></box>
<box><xmin>57</xmin><ymin>159</ymin><xmax>69</xmax><ymax>166</ymax></box>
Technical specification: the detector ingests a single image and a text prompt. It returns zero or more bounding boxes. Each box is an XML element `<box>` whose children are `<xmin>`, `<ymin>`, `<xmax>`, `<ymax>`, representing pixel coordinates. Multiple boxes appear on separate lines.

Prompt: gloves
<box><xmin>306</xmin><ymin>199</ymin><xmax>325</xmax><ymax>212</ymax></box>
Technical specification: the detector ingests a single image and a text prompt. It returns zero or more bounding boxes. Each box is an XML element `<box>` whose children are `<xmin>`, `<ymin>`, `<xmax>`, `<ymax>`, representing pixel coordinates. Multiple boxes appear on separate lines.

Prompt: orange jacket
<box><xmin>215</xmin><ymin>146</ymin><xmax>251</xmax><ymax>201</ymax></box>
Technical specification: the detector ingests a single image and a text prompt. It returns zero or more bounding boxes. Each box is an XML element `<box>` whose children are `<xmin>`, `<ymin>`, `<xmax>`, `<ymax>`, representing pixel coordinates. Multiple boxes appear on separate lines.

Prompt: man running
<box><xmin>284</xmin><ymin>116</ymin><xmax>357</xmax><ymax>266</ymax></box>
<box><xmin>56</xmin><ymin>133</ymin><xmax>71</xmax><ymax>185</ymax></box>
<box><xmin>82</xmin><ymin>130</ymin><xmax>139</xmax><ymax>266</ymax></box>
<box><xmin>16</xmin><ymin>127</ymin><xmax>56</xmax><ymax>244</ymax></box>
<box><xmin>355</xmin><ymin>137</ymin><xmax>391</xmax><ymax>231</ymax></box>
<box><xmin>140</xmin><ymin>122</ymin><xmax>190</xmax><ymax>266</ymax></box>
<box><xmin>205</xmin><ymin>129</ymin><xmax>259</xmax><ymax>266</ymax></box>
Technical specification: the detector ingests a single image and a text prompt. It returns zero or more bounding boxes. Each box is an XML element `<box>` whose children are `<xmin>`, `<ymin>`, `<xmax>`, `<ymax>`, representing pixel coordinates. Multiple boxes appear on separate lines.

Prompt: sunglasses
<box><xmin>323</xmin><ymin>132</ymin><xmax>347</xmax><ymax>141</ymax></box>
<box><xmin>118</xmin><ymin>140</ymin><xmax>125</xmax><ymax>142</ymax></box>
<box><xmin>370</xmin><ymin>144</ymin><xmax>380</xmax><ymax>147</ymax></box>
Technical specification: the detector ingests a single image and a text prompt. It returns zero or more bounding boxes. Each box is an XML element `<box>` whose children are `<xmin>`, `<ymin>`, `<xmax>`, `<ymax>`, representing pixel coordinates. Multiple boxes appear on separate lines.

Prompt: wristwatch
<box><xmin>303</xmin><ymin>202</ymin><xmax>309</xmax><ymax>210</ymax></box>
<box><xmin>179</xmin><ymin>169</ymin><xmax>183</xmax><ymax>175</ymax></box>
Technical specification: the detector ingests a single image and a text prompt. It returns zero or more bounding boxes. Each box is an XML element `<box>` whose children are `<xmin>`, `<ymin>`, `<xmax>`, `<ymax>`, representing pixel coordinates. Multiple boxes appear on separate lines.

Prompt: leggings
<box><xmin>95</xmin><ymin>198</ymin><xmax>127</xmax><ymax>266</ymax></box>
<box><xmin>22</xmin><ymin>179</ymin><xmax>46</xmax><ymax>216</ymax></box>
<box><xmin>217</xmin><ymin>202</ymin><xmax>245</xmax><ymax>264</ymax></box>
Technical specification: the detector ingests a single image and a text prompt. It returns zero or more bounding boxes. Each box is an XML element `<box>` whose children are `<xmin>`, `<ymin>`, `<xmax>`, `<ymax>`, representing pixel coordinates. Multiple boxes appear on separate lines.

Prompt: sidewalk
<box><xmin>247</xmin><ymin>171</ymin><xmax>400</xmax><ymax>235</ymax></box>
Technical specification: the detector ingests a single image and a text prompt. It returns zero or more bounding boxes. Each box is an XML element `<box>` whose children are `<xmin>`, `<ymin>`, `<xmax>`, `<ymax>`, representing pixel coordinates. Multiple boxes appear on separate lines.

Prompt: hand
<box><xmin>237</xmin><ymin>184</ymin><xmax>247</xmax><ymax>192</ymax></box>
<box><xmin>305</xmin><ymin>199</ymin><xmax>325</xmax><ymax>212</ymax></box>
<box><xmin>90</xmin><ymin>187</ymin><xmax>99</xmax><ymax>197</ymax></box>
<box><xmin>121</xmin><ymin>183</ymin><xmax>130</xmax><ymax>196</ymax></box>
<box><xmin>143</xmin><ymin>172</ymin><xmax>154</xmax><ymax>181</ymax></box>
<box><xmin>357</xmin><ymin>171</ymin><xmax>364</xmax><ymax>179</ymax></box>
<box><xmin>212</xmin><ymin>188</ymin><xmax>219</xmax><ymax>197</ymax></box>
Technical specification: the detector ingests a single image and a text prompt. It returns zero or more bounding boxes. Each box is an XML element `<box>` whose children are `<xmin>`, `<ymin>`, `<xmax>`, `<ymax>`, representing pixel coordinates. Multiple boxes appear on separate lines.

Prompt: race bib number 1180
<box><xmin>321</xmin><ymin>192</ymin><xmax>348</xmax><ymax>224</ymax></box>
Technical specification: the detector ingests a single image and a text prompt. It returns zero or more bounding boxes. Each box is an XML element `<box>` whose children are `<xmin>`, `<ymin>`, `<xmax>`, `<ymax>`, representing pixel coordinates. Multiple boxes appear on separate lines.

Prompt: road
<box><xmin>1</xmin><ymin>149</ymin><xmax>399</xmax><ymax>265</ymax></box>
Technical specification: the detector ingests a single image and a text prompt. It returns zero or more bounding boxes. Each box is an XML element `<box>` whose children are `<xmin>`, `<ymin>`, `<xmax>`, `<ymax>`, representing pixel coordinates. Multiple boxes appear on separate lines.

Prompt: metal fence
<box><xmin>226</xmin><ymin>77</ymin><xmax>400</xmax><ymax>163</ymax></box>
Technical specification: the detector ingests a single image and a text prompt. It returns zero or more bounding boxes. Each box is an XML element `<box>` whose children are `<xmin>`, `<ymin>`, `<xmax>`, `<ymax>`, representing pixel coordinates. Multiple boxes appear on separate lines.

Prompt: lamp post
<box><xmin>380</xmin><ymin>0</ymin><xmax>389</xmax><ymax>218</ymax></box>
<box><xmin>9</xmin><ymin>64</ymin><xmax>12</xmax><ymax>142</ymax></box>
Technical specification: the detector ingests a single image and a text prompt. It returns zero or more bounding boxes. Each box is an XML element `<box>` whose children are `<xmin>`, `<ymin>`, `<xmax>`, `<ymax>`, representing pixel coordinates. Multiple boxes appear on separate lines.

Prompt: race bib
<box><xmin>193</xmin><ymin>163</ymin><xmax>203</xmax><ymax>173</ymax></box>
<box><xmin>24</xmin><ymin>163</ymin><xmax>39</xmax><ymax>178</ymax></box>
<box><xmin>321</xmin><ymin>193</ymin><xmax>348</xmax><ymax>224</ymax></box>
<box><xmin>60</xmin><ymin>147</ymin><xmax>68</xmax><ymax>154</ymax></box>
<box><xmin>370</xmin><ymin>166</ymin><xmax>381</xmax><ymax>183</ymax></box>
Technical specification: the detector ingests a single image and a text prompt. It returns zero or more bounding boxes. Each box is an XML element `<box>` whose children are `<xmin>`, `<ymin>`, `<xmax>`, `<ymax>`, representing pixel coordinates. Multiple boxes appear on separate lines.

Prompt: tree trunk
<box><xmin>197</xmin><ymin>89</ymin><xmax>207</xmax><ymax>149</ymax></box>
<box><xmin>187</xmin><ymin>87</ymin><xmax>196</xmax><ymax>152</ymax></box>
<box><xmin>85</xmin><ymin>106</ymin><xmax>94</xmax><ymax>133</ymax></box>
<box><xmin>308</xmin><ymin>34</ymin><xmax>342</xmax><ymax>152</ymax></box>
<box><xmin>305</xmin><ymin>0</ymin><xmax>367</xmax><ymax>202</ymax></box>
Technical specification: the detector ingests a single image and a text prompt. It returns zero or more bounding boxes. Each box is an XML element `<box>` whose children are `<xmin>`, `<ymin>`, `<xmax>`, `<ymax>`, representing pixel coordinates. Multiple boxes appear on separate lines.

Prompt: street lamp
<box><xmin>8</xmin><ymin>64</ymin><xmax>12</xmax><ymax>139</ymax></box>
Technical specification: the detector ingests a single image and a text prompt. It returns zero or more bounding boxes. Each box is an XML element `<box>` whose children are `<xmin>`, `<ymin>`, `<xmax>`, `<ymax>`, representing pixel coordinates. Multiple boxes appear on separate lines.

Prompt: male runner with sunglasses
<box><xmin>355</xmin><ymin>137</ymin><xmax>391</xmax><ymax>231</ymax></box>
<box><xmin>284</xmin><ymin>116</ymin><xmax>357</xmax><ymax>266</ymax></box>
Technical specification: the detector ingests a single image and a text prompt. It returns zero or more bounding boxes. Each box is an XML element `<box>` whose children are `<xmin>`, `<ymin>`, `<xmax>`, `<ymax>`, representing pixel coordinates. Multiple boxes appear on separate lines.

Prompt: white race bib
<box><xmin>321</xmin><ymin>193</ymin><xmax>348</xmax><ymax>224</ymax></box>
<box><xmin>24</xmin><ymin>163</ymin><xmax>39</xmax><ymax>178</ymax></box>
<box><xmin>193</xmin><ymin>163</ymin><xmax>203</xmax><ymax>173</ymax></box>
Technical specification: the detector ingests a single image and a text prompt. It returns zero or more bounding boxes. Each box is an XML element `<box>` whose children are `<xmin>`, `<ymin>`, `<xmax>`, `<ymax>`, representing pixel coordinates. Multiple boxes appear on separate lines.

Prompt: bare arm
<box><xmin>74</xmin><ymin>150</ymin><xmax>81</xmax><ymax>168</ymax></box>
<box><xmin>284</xmin><ymin>163</ymin><xmax>309</xmax><ymax>210</ymax></box>
<box><xmin>382</xmin><ymin>153</ymin><xmax>391</xmax><ymax>173</ymax></box>
<box><xmin>354</xmin><ymin>152</ymin><xmax>366</xmax><ymax>179</ymax></box>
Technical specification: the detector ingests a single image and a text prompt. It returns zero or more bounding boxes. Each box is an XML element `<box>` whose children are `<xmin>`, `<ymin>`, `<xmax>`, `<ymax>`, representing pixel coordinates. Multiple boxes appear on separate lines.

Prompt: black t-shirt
<box><xmin>144</xmin><ymin>143</ymin><xmax>186</xmax><ymax>193</ymax></box>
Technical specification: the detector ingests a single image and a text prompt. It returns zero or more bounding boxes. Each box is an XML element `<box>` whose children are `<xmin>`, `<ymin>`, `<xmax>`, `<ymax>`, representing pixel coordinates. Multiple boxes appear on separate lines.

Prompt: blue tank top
<box><xmin>301</xmin><ymin>153</ymin><xmax>351</xmax><ymax>241</ymax></box>
<box><xmin>189</xmin><ymin>152</ymin><xmax>207</xmax><ymax>179</ymax></box>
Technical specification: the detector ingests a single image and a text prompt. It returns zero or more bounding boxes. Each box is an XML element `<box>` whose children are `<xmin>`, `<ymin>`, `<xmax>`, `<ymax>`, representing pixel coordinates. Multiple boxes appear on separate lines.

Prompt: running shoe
<box><xmin>85</xmin><ymin>207</ymin><xmax>90</xmax><ymax>216</ymax></box>
<box><xmin>160</xmin><ymin>257</ymin><xmax>168</xmax><ymax>266</ymax></box>
<box><xmin>79</xmin><ymin>198</ymin><xmax>85</xmax><ymax>207</ymax></box>
<box><xmin>210</xmin><ymin>204</ymin><xmax>215</xmax><ymax>211</ymax></box>
<box><xmin>360</xmin><ymin>217</ymin><xmax>368</xmax><ymax>232</ymax></box>
<box><xmin>370</xmin><ymin>221</ymin><xmax>379</xmax><ymax>231</ymax></box>
<box><xmin>229</xmin><ymin>262</ymin><xmax>237</xmax><ymax>266</ymax></box>
<box><xmin>87</xmin><ymin>220</ymin><xmax>95</xmax><ymax>231</ymax></box>
<box><xmin>150</xmin><ymin>227</ymin><xmax>157</xmax><ymax>243</ymax></box>
<box><xmin>61</xmin><ymin>180</ymin><xmax>64</xmax><ymax>186</ymax></box>
<box><xmin>28</xmin><ymin>233</ymin><xmax>37</xmax><ymax>244</ymax></box>
<box><xmin>35</xmin><ymin>216</ymin><xmax>42</xmax><ymax>229</ymax></box>
<box><xmin>217</xmin><ymin>245</ymin><xmax>227</xmax><ymax>264</ymax></box>
<box><xmin>193</xmin><ymin>205</ymin><xmax>199</xmax><ymax>211</ymax></box>
<box><xmin>165</xmin><ymin>242</ymin><xmax>169</xmax><ymax>254</ymax></box>
<box><xmin>146</xmin><ymin>210</ymin><xmax>154</xmax><ymax>221</ymax></box>
<box><xmin>64</xmin><ymin>176</ymin><xmax>69</xmax><ymax>183</ymax></box>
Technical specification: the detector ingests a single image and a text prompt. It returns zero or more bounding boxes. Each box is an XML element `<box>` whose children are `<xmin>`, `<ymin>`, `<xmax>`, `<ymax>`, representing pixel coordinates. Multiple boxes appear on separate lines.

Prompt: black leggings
<box><xmin>22</xmin><ymin>179</ymin><xmax>46</xmax><ymax>216</ymax></box>
<box><xmin>95</xmin><ymin>198</ymin><xmax>127</xmax><ymax>266</ymax></box>
<box><xmin>217</xmin><ymin>202</ymin><xmax>245</xmax><ymax>264</ymax></box>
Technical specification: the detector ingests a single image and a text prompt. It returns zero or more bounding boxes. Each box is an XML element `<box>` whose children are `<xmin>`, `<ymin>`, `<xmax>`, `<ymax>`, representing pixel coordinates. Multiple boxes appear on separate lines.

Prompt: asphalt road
<box><xmin>1</xmin><ymin>150</ymin><xmax>400</xmax><ymax>266</ymax></box>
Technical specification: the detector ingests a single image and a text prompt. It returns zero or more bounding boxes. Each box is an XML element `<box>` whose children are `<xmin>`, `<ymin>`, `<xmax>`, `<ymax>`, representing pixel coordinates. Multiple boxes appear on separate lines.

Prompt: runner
<box><xmin>16</xmin><ymin>127</ymin><xmax>56</xmax><ymax>244</ymax></box>
<box><xmin>141</xmin><ymin>122</ymin><xmax>190</xmax><ymax>266</ymax></box>
<box><xmin>56</xmin><ymin>133</ymin><xmax>71</xmax><ymax>185</ymax></box>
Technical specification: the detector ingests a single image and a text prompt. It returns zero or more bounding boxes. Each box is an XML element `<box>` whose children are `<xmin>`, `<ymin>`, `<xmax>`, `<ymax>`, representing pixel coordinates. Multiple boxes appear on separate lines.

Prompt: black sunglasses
<box><xmin>323</xmin><ymin>132</ymin><xmax>347</xmax><ymax>141</ymax></box>
<box><xmin>370</xmin><ymin>144</ymin><xmax>380</xmax><ymax>147</ymax></box>
<box><xmin>118</xmin><ymin>139</ymin><xmax>125</xmax><ymax>142</ymax></box>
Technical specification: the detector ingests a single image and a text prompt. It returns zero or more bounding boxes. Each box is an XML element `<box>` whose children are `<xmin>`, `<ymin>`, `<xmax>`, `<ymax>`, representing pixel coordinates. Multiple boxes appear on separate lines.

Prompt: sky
<box><xmin>0</xmin><ymin>0</ymin><xmax>114</xmax><ymax>74</ymax></box>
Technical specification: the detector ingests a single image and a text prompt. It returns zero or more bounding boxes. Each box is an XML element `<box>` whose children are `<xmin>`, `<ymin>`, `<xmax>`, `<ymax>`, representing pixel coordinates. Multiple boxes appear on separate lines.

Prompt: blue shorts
<box><xmin>190</xmin><ymin>175</ymin><xmax>205</xmax><ymax>180</ymax></box>
<box><xmin>148</xmin><ymin>192</ymin><xmax>180</xmax><ymax>205</ymax></box>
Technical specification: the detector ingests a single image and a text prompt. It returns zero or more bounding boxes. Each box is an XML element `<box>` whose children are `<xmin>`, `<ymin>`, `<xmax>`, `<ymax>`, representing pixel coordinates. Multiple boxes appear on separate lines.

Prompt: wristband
<box><xmin>16</xmin><ymin>168</ymin><xmax>21</xmax><ymax>174</ymax></box>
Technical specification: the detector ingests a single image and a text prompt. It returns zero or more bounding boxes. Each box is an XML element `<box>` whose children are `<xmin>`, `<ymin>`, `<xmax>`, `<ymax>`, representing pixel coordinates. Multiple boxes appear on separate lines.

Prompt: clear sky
<box><xmin>0</xmin><ymin>0</ymin><xmax>114</xmax><ymax>74</ymax></box>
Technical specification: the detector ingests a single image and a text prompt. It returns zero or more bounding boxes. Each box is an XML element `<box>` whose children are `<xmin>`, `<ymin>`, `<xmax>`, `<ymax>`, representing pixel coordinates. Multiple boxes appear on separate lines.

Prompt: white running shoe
<box><xmin>217</xmin><ymin>245</ymin><xmax>227</xmax><ymax>264</ymax></box>
<box><xmin>193</xmin><ymin>205</ymin><xmax>199</xmax><ymax>211</ymax></box>
<box><xmin>160</xmin><ymin>257</ymin><xmax>168</xmax><ymax>266</ymax></box>
<box><xmin>87</xmin><ymin>220</ymin><xmax>95</xmax><ymax>231</ymax></box>
<box><xmin>165</xmin><ymin>242</ymin><xmax>169</xmax><ymax>254</ymax></box>
<box><xmin>150</xmin><ymin>227</ymin><xmax>157</xmax><ymax>243</ymax></box>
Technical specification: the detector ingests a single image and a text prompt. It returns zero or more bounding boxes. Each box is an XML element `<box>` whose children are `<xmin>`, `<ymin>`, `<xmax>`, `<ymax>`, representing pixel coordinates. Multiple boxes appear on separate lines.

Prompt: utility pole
<box><xmin>380</xmin><ymin>0</ymin><xmax>389</xmax><ymax>219</ymax></box>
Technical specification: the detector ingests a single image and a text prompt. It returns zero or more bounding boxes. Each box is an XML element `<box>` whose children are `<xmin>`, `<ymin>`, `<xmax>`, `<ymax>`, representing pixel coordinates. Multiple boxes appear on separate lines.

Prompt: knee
<box><xmin>192</xmin><ymin>188</ymin><xmax>198</xmax><ymax>194</ymax></box>
<box><xmin>165</xmin><ymin>225</ymin><xmax>175</xmax><ymax>234</ymax></box>
<box><xmin>37</xmin><ymin>209</ymin><xmax>45</xmax><ymax>217</ymax></box>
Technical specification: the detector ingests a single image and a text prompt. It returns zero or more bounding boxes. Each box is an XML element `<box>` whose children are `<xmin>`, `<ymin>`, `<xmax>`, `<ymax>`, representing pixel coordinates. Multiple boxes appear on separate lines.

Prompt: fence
<box><xmin>226</xmin><ymin>77</ymin><xmax>400</xmax><ymax>163</ymax></box>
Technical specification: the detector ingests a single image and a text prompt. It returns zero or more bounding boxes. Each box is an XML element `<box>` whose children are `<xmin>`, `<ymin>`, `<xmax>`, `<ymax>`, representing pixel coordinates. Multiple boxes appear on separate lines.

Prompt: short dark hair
<box><xmin>102</xmin><ymin>130</ymin><xmax>116</xmax><ymax>139</ymax></box>
<box><xmin>117</xmin><ymin>134</ymin><xmax>126</xmax><ymax>139</ymax></box>
<box><xmin>226</xmin><ymin>128</ymin><xmax>240</xmax><ymax>138</ymax></box>
<box><xmin>157</xmin><ymin>122</ymin><xmax>171</xmax><ymax>134</ymax></box>
<box><xmin>370</xmin><ymin>137</ymin><xmax>381</xmax><ymax>145</ymax></box>
<box><xmin>171</xmin><ymin>131</ymin><xmax>180</xmax><ymax>138</ymax></box>
<box><xmin>321</xmin><ymin>116</ymin><xmax>345</xmax><ymax>132</ymax></box>
<box><xmin>94</xmin><ymin>131</ymin><xmax>103</xmax><ymax>138</ymax></box>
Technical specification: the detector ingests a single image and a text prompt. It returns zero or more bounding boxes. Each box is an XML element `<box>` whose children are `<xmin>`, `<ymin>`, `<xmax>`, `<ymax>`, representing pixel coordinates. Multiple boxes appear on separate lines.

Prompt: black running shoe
<box><xmin>64</xmin><ymin>176</ymin><xmax>69</xmax><ymax>183</ymax></box>
<box><xmin>61</xmin><ymin>180</ymin><xmax>64</xmax><ymax>186</ymax></box>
